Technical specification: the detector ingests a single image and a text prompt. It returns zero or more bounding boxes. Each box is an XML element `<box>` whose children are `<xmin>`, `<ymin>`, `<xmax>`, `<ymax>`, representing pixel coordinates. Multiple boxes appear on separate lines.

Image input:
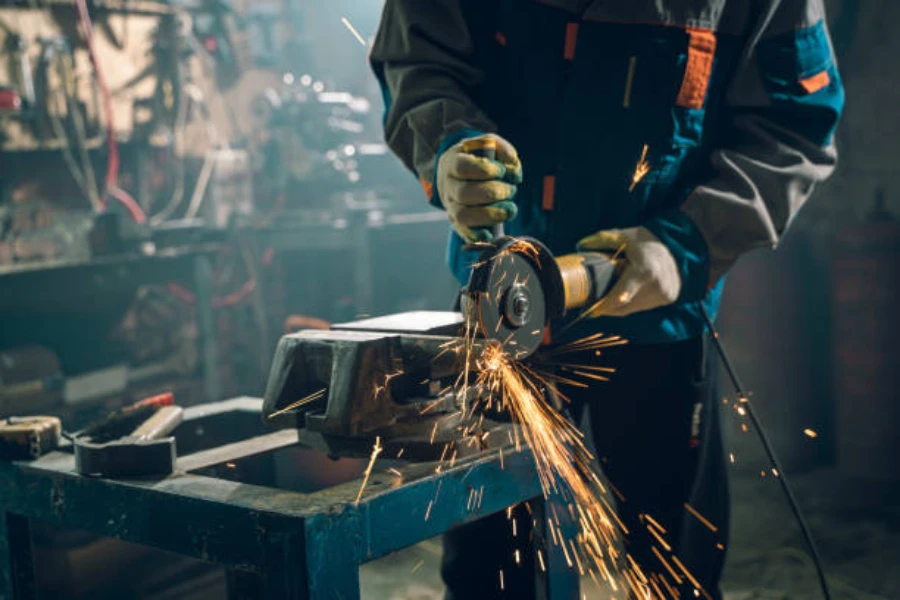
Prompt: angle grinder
<box><xmin>463</xmin><ymin>236</ymin><xmax>621</xmax><ymax>359</ymax></box>
<box><xmin>458</xmin><ymin>136</ymin><xmax>621</xmax><ymax>358</ymax></box>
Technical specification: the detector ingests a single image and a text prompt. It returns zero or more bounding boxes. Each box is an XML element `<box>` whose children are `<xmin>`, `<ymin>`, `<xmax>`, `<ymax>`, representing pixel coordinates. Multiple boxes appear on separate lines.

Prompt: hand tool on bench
<box><xmin>0</xmin><ymin>416</ymin><xmax>61</xmax><ymax>460</ymax></box>
<box><xmin>75</xmin><ymin>394</ymin><xmax>183</xmax><ymax>478</ymax></box>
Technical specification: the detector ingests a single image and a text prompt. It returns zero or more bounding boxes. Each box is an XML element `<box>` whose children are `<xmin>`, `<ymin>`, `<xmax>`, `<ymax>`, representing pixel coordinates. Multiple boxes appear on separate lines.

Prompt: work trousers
<box><xmin>441</xmin><ymin>336</ymin><xmax>730</xmax><ymax>599</ymax></box>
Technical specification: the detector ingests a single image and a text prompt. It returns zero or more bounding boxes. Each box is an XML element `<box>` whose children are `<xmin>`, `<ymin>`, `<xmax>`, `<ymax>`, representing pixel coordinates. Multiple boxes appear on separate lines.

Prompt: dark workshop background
<box><xmin>0</xmin><ymin>0</ymin><xmax>897</xmax><ymax>599</ymax></box>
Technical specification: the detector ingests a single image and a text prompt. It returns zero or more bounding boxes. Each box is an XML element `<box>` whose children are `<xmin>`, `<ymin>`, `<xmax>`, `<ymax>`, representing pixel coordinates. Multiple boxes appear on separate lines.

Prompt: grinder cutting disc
<box><xmin>466</xmin><ymin>238</ymin><xmax>562</xmax><ymax>359</ymax></box>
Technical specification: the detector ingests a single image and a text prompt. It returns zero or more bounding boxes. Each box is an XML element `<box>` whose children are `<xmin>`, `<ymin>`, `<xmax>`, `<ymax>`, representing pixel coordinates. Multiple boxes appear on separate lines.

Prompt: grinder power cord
<box><xmin>701</xmin><ymin>306</ymin><xmax>833</xmax><ymax>600</ymax></box>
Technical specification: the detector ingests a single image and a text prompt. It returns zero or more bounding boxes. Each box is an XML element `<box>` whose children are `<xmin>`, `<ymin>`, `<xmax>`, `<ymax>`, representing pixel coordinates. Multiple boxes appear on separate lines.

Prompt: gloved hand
<box><xmin>576</xmin><ymin>227</ymin><xmax>682</xmax><ymax>317</ymax></box>
<box><xmin>437</xmin><ymin>133</ymin><xmax>523</xmax><ymax>243</ymax></box>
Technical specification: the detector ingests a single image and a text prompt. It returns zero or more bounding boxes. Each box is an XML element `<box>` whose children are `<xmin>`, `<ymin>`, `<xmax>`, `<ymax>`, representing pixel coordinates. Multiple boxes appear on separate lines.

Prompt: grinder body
<box><xmin>466</xmin><ymin>237</ymin><xmax>620</xmax><ymax>358</ymax></box>
<box><xmin>555</xmin><ymin>252</ymin><xmax>620</xmax><ymax>312</ymax></box>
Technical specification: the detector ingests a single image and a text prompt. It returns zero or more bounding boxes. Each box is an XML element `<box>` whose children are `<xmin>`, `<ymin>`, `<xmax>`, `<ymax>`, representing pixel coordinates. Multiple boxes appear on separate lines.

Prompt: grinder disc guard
<box><xmin>466</xmin><ymin>238</ymin><xmax>561</xmax><ymax>359</ymax></box>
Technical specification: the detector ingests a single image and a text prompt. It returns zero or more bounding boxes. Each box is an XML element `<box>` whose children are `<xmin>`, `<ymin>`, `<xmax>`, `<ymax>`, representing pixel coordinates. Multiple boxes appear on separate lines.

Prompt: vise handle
<box><xmin>131</xmin><ymin>405</ymin><xmax>183</xmax><ymax>441</ymax></box>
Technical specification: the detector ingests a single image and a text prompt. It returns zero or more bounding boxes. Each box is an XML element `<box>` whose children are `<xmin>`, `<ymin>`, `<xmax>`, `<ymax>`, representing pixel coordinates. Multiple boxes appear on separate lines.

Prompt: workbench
<box><xmin>0</xmin><ymin>397</ymin><xmax>580</xmax><ymax>599</ymax></box>
<box><xmin>0</xmin><ymin>249</ymin><xmax>222</xmax><ymax>406</ymax></box>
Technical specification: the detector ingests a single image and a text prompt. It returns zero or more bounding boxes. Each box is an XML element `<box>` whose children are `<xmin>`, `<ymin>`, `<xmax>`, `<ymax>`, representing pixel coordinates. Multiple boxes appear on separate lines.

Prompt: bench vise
<box><xmin>261</xmin><ymin>237</ymin><xmax>618</xmax><ymax>460</ymax></box>
<box><xmin>262</xmin><ymin>311</ymin><xmax>500</xmax><ymax>459</ymax></box>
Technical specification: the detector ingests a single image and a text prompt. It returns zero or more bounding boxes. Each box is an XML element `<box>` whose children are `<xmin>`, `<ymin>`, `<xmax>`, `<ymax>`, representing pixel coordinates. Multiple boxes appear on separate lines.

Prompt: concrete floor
<box><xmin>359</xmin><ymin>443</ymin><xmax>900</xmax><ymax>600</ymax></box>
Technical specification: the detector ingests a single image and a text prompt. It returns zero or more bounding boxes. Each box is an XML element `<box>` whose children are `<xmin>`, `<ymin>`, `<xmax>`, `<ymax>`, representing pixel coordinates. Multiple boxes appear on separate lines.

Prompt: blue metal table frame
<box><xmin>0</xmin><ymin>398</ymin><xmax>580</xmax><ymax>599</ymax></box>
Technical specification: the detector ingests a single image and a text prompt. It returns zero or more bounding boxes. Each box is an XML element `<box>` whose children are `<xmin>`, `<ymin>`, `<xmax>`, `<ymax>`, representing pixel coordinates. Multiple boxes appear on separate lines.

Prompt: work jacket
<box><xmin>370</xmin><ymin>0</ymin><xmax>844</xmax><ymax>344</ymax></box>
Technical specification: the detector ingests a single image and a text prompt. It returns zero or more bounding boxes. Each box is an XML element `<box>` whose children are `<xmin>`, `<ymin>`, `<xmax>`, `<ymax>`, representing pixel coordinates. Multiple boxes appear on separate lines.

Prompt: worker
<box><xmin>371</xmin><ymin>1</ymin><xmax>844</xmax><ymax>598</ymax></box>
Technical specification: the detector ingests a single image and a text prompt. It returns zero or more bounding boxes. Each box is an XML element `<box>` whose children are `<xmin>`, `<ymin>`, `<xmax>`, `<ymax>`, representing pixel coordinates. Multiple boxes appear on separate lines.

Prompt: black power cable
<box><xmin>700</xmin><ymin>306</ymin><xmax>832</xmax><ymax>600</ymax></box>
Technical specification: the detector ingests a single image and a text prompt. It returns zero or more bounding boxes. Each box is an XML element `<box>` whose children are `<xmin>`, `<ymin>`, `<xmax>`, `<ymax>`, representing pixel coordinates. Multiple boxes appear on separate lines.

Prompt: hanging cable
<box><xmin>73</xmin><ymin>0</ymin><xmax>146</xmax><ymax>223</ymax></box>
<box><xmin>150</xmin><ymin>77</ymin><xmax>220</xmax><ymax>224</ymax></box>
<box><xmin>147</xmin><ymin>81</ymin><xmax>189</xmax><ymax>223</ymax></box>
<box><xmin>700</xmin><ymin>306</ymin><xmax>832</xmax><ymax>600</ymax></box>
<box><xmin>58</xmin><ymin>47</ymin><xmax>102</xmax><ymax>210</ymax></box>
<box><xmin>48</xmin><ymin>80</ymin><xmax>96</xmax><ymax>208</ymax></box>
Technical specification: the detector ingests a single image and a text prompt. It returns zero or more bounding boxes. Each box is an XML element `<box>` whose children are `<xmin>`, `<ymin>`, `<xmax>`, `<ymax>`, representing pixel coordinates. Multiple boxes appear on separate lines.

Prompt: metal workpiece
<box><xmin>262</xmin><ymin>311</ymin><xmax>474</xmax><ymax>454</ymax></box>
<box><xmin>0</xmin><ymin>398</ymin><xmax>580</xmax><ymax>600</ymax></box>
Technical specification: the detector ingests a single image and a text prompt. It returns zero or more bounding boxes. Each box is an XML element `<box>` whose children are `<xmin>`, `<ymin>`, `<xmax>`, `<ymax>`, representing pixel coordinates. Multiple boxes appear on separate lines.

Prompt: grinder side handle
<box><xmin>461</xmin><ymin>137</ymin><xmax>504</xmax><ymax>240</ymax></box>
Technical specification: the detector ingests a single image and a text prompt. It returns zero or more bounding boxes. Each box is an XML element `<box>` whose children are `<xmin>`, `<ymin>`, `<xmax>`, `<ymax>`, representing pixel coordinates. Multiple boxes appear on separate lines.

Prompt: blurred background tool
<box><xmin>0</xmin><ymin>415</ymin><xmax>61</xmax><ymax>460</ymax></box>
<box><xmin>75</xmin><ymin>392</ymin><xmax>175</xmax><ymax>439</ymax></box>
<box><xmin>74</xmin><ymin>393</ymin><xmax>183</xmax><ymax>478</ymax></box>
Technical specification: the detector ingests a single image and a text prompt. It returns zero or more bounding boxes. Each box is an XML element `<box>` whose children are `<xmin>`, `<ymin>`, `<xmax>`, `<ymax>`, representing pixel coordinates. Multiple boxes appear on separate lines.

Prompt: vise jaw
<box><xmin>262</xmin><ymin>311</ymin><xmax>475</xmax><ymax>457</ymax></box>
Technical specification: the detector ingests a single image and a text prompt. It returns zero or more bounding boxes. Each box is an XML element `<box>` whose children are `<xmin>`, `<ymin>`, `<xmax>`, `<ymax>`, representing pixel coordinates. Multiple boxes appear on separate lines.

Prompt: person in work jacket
<box><xmin>371</xmin><ymin>1</ymin><xmax>844</xmax><ymax>598</ymax></box>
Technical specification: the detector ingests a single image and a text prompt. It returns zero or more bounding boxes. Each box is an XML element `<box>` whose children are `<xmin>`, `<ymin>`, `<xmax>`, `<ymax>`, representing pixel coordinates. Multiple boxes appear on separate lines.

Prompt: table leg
<box><xmin>534</xmin><ymin>498</ymin><xmax>580</xmax><ymax>600</ymax></box>
<box><xmin>0</xmin><ymin>513</ymin><xmax>36</xmax><ymax>600</ymax></box>
<box><xmin>303</xmin><ymin>517</ymin><xmax>360</xmax><ymax>600</ymax></box>
<box><xmin>227</xmin><ymin>568</ymin><xmax>263</xmax><ymax>599</ymax></box>
<box><xmin>194</xmin><ymin>255</ymin><xmax>221</xmax><ymax>402</ymax></box>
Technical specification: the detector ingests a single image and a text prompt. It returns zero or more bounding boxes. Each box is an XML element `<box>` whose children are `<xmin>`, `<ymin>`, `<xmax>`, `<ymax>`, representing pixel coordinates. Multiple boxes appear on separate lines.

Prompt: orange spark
<box><xmin>354</xmin><ymin>436</ymin><xmax>382</xmax><ymax>505</ymax></box>
<box><xmin>652</xmin><ymin>546</ymin><xmax>682</xmax><ymax>585</ymax></box>
<box><xmin>684</xmin><ymin>503</ymin><xmax>718</xmax><ymax>533</ymax></box>
<box><xmin>629</xmin><ymin>144</ymin><xmax>651</xmax><ymax>192</ymax></box>
<box><xmin>447</xmin><ymin>270</ymin><xmax>656</xmax><ymax>591</ymax></box>
<box><xmin>642</xmin><ymin>513</ymin><xmax>667</xmax><ymax>535</ymax></box>
<box><xmin>266</xmin><ymin>388</ymin><xmax>326</xmax><ymax>419</ymax></box>
<box><xmin>671</xmin><ymin>555</ymin><xmax>712</xmax><ymax>600</ymax></box>
<box><xmin>647</xmin><ymin>522</ymin><xmax>672</xmax><ymax>552</ymax></box>
<box><xmin>340</xmin><ymin>17</ymin><xmax>367</xmax><ymax>46</ymax></box>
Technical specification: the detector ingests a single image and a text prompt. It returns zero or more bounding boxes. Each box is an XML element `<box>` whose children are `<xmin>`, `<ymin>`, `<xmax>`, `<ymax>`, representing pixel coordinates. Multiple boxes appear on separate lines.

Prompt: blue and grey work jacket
<box><xmin>370</xmin><ymin>0</ymin><xmax>845</xmax><ymax>344</ymax></box>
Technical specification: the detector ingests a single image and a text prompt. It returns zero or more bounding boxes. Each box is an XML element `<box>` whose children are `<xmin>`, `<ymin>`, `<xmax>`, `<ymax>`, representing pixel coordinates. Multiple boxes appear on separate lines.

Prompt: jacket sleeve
<box><xmin>645</xmin><ymin>0</ymin><xmax>845</xmax><ymax>302</ymax></box>
<box><xmin>370</xmin><ymin>0</ymin><xmax>497</xmax><ymax>202</ymax></box>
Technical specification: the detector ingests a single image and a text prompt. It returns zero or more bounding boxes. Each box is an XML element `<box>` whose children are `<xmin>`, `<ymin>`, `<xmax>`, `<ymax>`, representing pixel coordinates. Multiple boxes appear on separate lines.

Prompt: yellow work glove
<box><xmin>437</xmin><ymin>134</ymin><xmax>523</xmax><ymax>243</ymax></box>
<box><xmin>577</xmin><ymin>227</ymin><xmax>682</xmax><ymax>317</ymax></box>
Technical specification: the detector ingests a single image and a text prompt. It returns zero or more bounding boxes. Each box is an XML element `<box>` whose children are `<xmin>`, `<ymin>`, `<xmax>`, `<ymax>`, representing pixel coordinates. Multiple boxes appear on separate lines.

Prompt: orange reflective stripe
<box><xmin>495</xmin><ymin>31</ymin><xmax>508</xmax><ymax>46</ymax></box>
<box><xmin>542</xmin><ymin>326</ymin><xmax>552</xmax><ymax>346</ymax></box>
<box><xmin>564</xmin><ymin>23</ymin><xmax>579</xmax><ymax>60</ymax></box>
<box><xmin>542</xmin><ymin>175</ymin><xmax>556</xmax><ymax>210</ymax></box>
<box><xmin>800</xmin><ymin>70</ymin><xmax>830</xmax><ymax>94</ymax></box>
<box><xmin>676</xmin><ymin>28</ymin><xmax>716</xmax><ymax>109</ymax></box>
<box><xmin>419</xmin><ymin>177</ymin><xmax>434</xmax><ymax>200</ymax></box>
